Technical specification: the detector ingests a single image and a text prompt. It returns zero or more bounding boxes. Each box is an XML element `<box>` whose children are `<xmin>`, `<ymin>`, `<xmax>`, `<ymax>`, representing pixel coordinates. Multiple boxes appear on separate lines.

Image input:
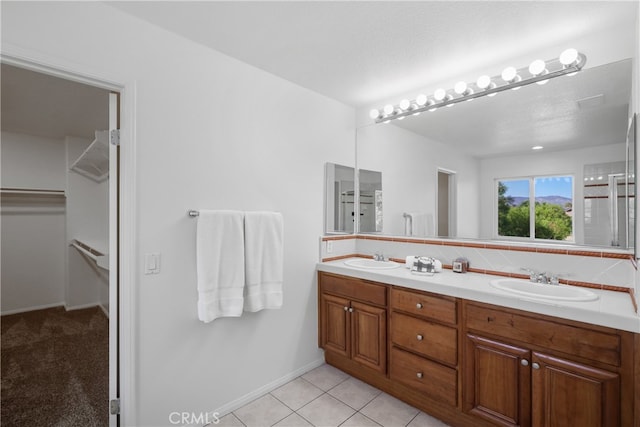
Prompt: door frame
<box><xmin>1</xmin><ymin>50</ymin><xmax>137</xmax><ymax>426</ymax></box>
<box><xmin>436</xmin><ymin>168</ymin><xmax>457</xmax><ymax>238</ymax></box>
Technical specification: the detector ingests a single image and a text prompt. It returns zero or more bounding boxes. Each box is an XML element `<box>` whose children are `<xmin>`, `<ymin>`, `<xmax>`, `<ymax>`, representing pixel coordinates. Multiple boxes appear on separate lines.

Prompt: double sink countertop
<box><xmin>317</xmin><ymin>257</ymin><xmax>640</xmax><ymax>333</ymax></box>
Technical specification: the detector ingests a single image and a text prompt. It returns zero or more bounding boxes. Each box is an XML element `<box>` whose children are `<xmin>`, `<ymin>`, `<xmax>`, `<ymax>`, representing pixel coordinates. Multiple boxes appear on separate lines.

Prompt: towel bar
<box><xmin>188</xmin><ymin>210</ymin><xmax>200</xmax><ymax>217</ymax></box>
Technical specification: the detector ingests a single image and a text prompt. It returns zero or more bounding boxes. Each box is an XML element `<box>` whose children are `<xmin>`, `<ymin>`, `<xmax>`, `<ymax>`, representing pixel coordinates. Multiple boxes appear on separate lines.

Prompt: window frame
<box><xmin>494</xmin><ymin>174</ymin><xmax>575</xmax><ymax>243</ymax></box>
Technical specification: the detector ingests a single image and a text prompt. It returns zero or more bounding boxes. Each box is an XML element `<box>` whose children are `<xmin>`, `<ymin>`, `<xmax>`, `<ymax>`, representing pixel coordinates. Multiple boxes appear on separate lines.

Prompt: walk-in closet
<box><xmin>1</xmin><ymin>64</ymin><xmax>112</xmax><ymax>426</ymax></box>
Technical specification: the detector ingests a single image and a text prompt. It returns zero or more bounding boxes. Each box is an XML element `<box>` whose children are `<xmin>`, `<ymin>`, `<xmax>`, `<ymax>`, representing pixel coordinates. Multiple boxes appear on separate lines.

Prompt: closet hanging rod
<box><xmin>188</xmin><ymin>210</ymin><xmax>200</xmax><ymax>217</ymax></box>
<box><xmin>1</xmin><ymin>187</ymin><xmax>65</xmax><ymax>196</ymax></box>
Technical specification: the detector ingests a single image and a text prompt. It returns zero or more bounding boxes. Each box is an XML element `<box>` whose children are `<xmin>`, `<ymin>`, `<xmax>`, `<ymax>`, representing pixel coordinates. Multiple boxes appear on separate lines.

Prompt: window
<box><xmin>497</xmin><ymin>175</ymin><xmax>573</xmax><ymax>241</ymax></box>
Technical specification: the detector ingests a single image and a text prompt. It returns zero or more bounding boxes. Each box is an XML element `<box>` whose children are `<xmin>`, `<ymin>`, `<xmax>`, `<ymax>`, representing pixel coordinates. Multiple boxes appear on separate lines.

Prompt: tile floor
<box><xmin>215</xmin><ymin>364</ymin><xmax>450</xmax><ymax>427</ymax></box>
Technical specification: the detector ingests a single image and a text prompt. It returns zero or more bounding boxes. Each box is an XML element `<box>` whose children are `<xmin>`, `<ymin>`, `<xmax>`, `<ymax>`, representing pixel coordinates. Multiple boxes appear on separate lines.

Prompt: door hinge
<box><xmin>110</xmin><ymin>129</ymin><xmax>120</xmax><ymax>146</ymax></box>
<box><xmin>110</xmin><ymin>398</ymin><xmax>120</xmax><ymax>415</ymax></box>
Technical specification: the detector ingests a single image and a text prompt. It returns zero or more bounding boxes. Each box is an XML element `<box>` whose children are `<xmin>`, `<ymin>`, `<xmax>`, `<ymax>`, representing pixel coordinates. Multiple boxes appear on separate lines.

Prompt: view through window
<box><xmin>497</xmin><ymin>176</ymin><xmax>574</xmax><ymax>241</ymax></box>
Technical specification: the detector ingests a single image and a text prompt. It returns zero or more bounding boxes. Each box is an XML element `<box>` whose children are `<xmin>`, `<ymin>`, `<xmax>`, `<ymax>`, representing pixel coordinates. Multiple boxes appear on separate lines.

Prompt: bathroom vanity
<box><xmin>317</xmin><ymin>259</ymin><xmax>639</xmax><ymax>427</ymax></box>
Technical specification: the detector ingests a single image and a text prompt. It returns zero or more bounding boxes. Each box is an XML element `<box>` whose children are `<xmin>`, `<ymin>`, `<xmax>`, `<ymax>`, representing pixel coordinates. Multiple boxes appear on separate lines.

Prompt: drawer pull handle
<box><xmin>521</xmin><ymin>359</ymin><xmax>529</xmax><ymax>367</ymax></box>
<box><xmin>532</xmin><ymin>362</ymin><xmax>540</xmax><ymax>370</ymax></box>
<box><xmin>416</xmin><ymin>372</ymin><xmax>423</xmax><ymax>379</ymax></box>
<box><xmin>416</xmin><ymin>303</ymin><xmax>423</xmax><ymax>309</ymax></box>
<box><xmin>416</xmin><ymin>334</ymin><xmax>423</xmax><ymax>341</ymax></box>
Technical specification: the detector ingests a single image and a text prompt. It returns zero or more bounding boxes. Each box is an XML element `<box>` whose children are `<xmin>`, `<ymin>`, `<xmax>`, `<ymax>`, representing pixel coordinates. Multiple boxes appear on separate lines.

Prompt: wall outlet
<box><xmin>326</xmin><ymin>241</ymin><xmax>333</xmax><ymax>254</ymax></box>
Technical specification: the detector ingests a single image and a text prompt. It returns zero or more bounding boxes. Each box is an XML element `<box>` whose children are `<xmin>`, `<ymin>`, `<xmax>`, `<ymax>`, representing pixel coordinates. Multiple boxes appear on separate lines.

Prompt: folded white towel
<box><xmin>196</xmin><ymin>210</ymin><xmax>245</xmax><ymax>322</ymax></box>
<box><xmin>243</xmin><ymin>211</ymin><xmax>284</xmax><ymax>312</ymax></box>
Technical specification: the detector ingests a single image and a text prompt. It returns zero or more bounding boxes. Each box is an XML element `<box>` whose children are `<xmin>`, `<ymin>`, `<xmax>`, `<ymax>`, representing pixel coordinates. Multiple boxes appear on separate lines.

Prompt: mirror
<box><xmin>358</xmin><ymin>168</ymin><xmax>383</xmax><ymax>233</ymax></box>
<box><xmin>325</xmin><ymin>163</ymin><xmax>355</xmax><ymax>234</ymax></box>
<box><xmin>356</xmin><ymin>59</ymin><xmax>635</xmax><ymax>251</ymax></box>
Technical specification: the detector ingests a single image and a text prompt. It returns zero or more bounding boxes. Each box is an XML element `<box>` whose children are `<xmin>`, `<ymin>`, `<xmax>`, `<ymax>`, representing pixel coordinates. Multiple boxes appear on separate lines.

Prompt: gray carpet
<box><xmin>1</xmin><ymin>306</ymin><xmax>109</xmax><ymax>426</ymax></box>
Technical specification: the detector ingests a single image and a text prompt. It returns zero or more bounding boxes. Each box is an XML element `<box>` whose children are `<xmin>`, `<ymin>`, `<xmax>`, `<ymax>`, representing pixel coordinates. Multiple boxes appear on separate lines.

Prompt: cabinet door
<box><xmin>464</xmin><ymin>334</ymin><xmax>531</xmax><ymax>427</ymax></box>
<box><xmin>351</xmin><ymin>301</ymin><xmax>387</xmax><ymax>373</ymax></box>
<box><xmin>320</xmin><ymin>293</ymin><xmax>350</xmax><ymax>358</ymax></box>
<box><xmin>532</xmin><ymin>352</ymin><xmax>620</xmax><ymax>427</ymax></box>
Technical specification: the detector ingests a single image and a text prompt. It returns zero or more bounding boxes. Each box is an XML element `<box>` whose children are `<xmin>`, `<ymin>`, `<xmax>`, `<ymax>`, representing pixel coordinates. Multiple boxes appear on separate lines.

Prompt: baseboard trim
<box><xmin>98</xmin><ymin>303</ymin><xmax>109</xmax><ymax>318</ymax></box>
<box><xmin>64</xmin><ymin>302</ymin><xmax>102</xmax><ymax>312</ymax></box>
<box><xmin>1</xmin><ymin>302</ymin><xmax>65</xmax><ymax>316</ymax></box>
<box><xmin>209</xmin><ymin>357</ymin><xmax>326</xmax><ymax>421</ymax></box>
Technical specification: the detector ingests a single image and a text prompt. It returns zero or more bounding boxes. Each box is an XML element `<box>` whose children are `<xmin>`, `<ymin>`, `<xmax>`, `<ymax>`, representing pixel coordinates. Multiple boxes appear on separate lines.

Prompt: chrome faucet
<box><xmin>373</xmin><ymin>252</ymin><xmax>387</xmax><ymax>261</ymax></box>
<box><xmin>522</xmin><ymin>268</ymin><xmax>559</xmax><ymax>285</ymax></box>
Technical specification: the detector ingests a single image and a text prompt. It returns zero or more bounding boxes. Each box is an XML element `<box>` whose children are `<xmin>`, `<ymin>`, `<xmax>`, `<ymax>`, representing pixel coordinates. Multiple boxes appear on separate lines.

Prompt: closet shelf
<box><xmin>71</xmin><ymin>239</ymin><xmax>109</xmax><ymax>271</ymax></box>
<box><xmin>69</xmin><ymin>130</ymin><xmax>109</xmax><ymax>182</ymax></box>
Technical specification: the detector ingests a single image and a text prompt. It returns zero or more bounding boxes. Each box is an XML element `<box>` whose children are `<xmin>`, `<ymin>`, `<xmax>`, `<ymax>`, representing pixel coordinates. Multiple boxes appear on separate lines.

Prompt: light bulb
<box><xmin>454</xmin><ymin>81</ymin><xmax>467</xmax><ymax>95</ymax></box>
<box><xmin>399</xmin><ymin>99</ymin><xmax>411</xmax><ymax>111</ymax></box>
<box><xmin>501</xmin><ymin>66</ymin><xmax>518</xmax><ymax>82</ymax></box>
<box><xmin>415</xmin><ymin>94</ymin><xmax>428</xmax><ymax>106</ymax></box>
<box><xmin>383</xmin><ymin>104</ymin><xmax>394</xmax><ymax>116</ymax></box>
<box><xmin>434</xmin><ymin>88</ymin><xmax>447</xmax><ymax>101</ymax></box>
<box><xmin>529</xmin><ymin>60</ymin><xmax>546</xmax><ymax>76</ymax></box>
<box><xmin>559</xmin><ymin>48</ymin><xmax>579</xmax><ymax>66</ymax></box>
<box><xmin>477</xmin><ymin>75</ymin><xmax>491</xmax><ymax>89</ymax></box>
<box><xmin>369</xmin><ymin>109</ymin><xmax>380</xmax><ymax>120</ymax></box>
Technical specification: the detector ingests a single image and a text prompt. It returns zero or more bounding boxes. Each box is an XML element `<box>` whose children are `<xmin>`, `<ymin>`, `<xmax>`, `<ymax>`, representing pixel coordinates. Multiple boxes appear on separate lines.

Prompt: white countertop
<box><xmin>318</xmin><ymin>257</ymin><xmax>640</xmax><ymax>333</ymax></box>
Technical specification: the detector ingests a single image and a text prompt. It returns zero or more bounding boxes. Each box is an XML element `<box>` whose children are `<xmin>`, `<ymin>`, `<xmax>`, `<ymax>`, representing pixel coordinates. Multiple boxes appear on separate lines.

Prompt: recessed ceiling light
<box><xmin>532</xmin><ymin>145</ymin><xmax>543</xmax><ymax>150</ymax></box>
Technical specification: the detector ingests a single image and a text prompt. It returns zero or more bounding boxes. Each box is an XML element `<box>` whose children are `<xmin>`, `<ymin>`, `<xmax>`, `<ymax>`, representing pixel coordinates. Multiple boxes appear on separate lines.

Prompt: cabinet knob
<box><xmin>344</xmin><ymin>306</ymin><xmax>348</xmax><ymax>311</ymax></box>
<box><xmin>532</xmin><ymin>363</ymin><xmax>540</xmax><ymax>370</ymax></box>
<box><xmin>521</xmin><ymin>359</ymin><xmax>529</xmax><ymax>367</ymax></box>
<box><xmin>416</xmin><ymin>303</ymin><xmax>423</xmax><ymax>309</ymax></box>
<box><xmin>416</xmin><ymin>372</ymin><xmax>423</xmax><ymax>379</ymax></box>
<box><xmin>416</xmin><ymin>334</ymin><xmax>423</xmax><ymax>341</ymax></box>
<box><xmin>348</xmin><ymin>307</ymin><xmax>354</xmax><ymax>313</ymax></box>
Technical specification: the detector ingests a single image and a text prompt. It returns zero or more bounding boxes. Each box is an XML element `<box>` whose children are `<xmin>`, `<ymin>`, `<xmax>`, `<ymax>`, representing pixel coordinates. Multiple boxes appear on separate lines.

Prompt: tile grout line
<box><xmin>405</xmin><ymin>411</ymin><xmax>420</xmax><ymax>427</ymax></box>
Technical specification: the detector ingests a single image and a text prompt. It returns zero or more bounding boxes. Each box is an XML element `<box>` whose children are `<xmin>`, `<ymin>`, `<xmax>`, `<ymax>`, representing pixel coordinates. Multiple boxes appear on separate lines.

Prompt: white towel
<box><xmin>243</xmin><ymin>211</ymin><xmax>284</xmax><ymax>312</ymax></box>
<box><xmin>405</xmin><ymin>212</ymin><xmax>435</xmax><ymax>237</ymax></box>
<box><xmin>196</xmin><ymin>210</ymin><xmax>245</xmax><ymax>322</ymax></box>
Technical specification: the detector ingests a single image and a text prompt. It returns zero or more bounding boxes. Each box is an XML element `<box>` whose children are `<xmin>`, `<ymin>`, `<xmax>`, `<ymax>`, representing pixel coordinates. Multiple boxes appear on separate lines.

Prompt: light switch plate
<box><xmin>145</xmin><ymin>253</ymin><xmax>161</xmax><ymax>274</ymax></box>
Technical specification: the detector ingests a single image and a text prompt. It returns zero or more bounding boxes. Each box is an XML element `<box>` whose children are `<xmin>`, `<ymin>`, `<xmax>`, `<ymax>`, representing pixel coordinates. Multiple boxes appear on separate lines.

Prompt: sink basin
<box><xmin>343</xmin><ymin>258</ymin><xmax>400</xmax><ymax>270</ymax></box>
<box><xmin>490</xmin><ymin>279</ymin><xmax>599</xmax><ymax>302</ymax></box>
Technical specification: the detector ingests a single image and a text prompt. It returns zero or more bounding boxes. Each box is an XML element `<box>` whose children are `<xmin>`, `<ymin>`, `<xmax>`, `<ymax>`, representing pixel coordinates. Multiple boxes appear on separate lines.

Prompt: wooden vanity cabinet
<box><xmin>318</xmin><ymin>271</ymin><xmax>637</xmax><ymax>427</ymax></box>
<box><xmin>463</xmin><ymin>301</ymin><xmax>628</xmax><ymax>427</ymax></box>
<box><xmin>389</xmin><ymin>288</ymin><xmax>459</xmax><ymax>406</ymax></box>
<box><xmin>319</xmin><ymin>272</ymin><xmax>387</xmax><ymax>373</ymax></box>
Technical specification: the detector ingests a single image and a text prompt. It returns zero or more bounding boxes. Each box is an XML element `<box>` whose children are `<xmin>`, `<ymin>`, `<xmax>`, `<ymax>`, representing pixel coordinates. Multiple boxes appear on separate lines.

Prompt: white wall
<box><xmin>357</xmin><ymin>123</ymin><xmax>480</xmax><ymax>238</ymax></box>
<box><xmin>1</xmin><ymin>2</ymin><xmax>355</xmax><ymax>425</ymax></box>
<box><xmin>1</xmin><ymin>131</ymin><xmax>66</xmax><ymax>190</ymax></box>
<box><xmin>0</xmin><ymin>131</ymin><xmax>67</xmax><ymax>313</ymax></box>
<box><xmin>479</xmin><ymin>143</ymin><xmax>626</xmax><ymax>244</ymax></box>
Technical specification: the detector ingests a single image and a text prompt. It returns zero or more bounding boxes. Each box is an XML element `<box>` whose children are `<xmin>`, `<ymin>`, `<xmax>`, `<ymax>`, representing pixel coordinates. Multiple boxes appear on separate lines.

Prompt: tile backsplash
<box><xmin>321</xmin><ymin>235</ymin><xmax>636</xmax><ymax>291</ymax></box>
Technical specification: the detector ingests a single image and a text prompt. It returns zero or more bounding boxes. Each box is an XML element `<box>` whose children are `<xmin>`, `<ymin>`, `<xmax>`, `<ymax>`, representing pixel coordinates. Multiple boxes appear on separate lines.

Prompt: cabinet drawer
<box><xmin>390</xmin><ymin>288</ymin><xmax>457</xmax><ymax>325</ymax></box>
<box><xmin>391</xmin><ymin>312</ymin><xmax>457</xmax><ymax>366</ymax></box>
<box><xmin>465</xmin><ymin>303</ymin><xmax>621</xmax><ymax>367</ymax></box>
<box><xmin>320</xmin><ymin>272</ymin><xmax>386</xmax><ymax>306</ymax></box>
<box><xmin>390</xmin><ymin>347</ymin><xmax>457</xmax><ymax>406</ymax></box>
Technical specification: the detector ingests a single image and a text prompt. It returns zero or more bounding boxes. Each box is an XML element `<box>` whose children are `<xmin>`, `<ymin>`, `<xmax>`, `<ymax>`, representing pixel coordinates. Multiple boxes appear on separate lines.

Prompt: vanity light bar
<box><xmin>370</xmin><ymin>48</ymin><xmax>586</xmax><ymax>124</ymax></box>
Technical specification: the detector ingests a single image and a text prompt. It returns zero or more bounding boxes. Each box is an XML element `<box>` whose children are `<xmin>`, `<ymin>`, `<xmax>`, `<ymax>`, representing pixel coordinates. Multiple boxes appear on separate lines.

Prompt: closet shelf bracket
<box><xmin>69</xmin><ymin>130</ymin><xmax>110</xmax><ymax>182</ymax></box>
<box><xmin>70</xmin><ymin>239</ymin><xmax>109</xmax><ymax>271</ymax></box>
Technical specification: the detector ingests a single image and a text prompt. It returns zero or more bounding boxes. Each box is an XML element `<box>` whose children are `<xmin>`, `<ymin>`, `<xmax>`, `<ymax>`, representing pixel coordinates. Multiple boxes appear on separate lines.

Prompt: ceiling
<box><xmin>109</xmin><ymin>1</ymin><xmax>637</xmax><ymax>157</ymax></box>
<box><xmin>109</xmin><ymin>1</ymin><xmax>637</xmax><ymax>107</ymax></box>
<box><xmin>1</xmin><ymin>64</ymin><xmax>109</xmax><ymax>140</ymax></box>
<box><xmin>1</xmin><ymin>1</ymin><xmax>636</xmax><ymax>155</ymax></box>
